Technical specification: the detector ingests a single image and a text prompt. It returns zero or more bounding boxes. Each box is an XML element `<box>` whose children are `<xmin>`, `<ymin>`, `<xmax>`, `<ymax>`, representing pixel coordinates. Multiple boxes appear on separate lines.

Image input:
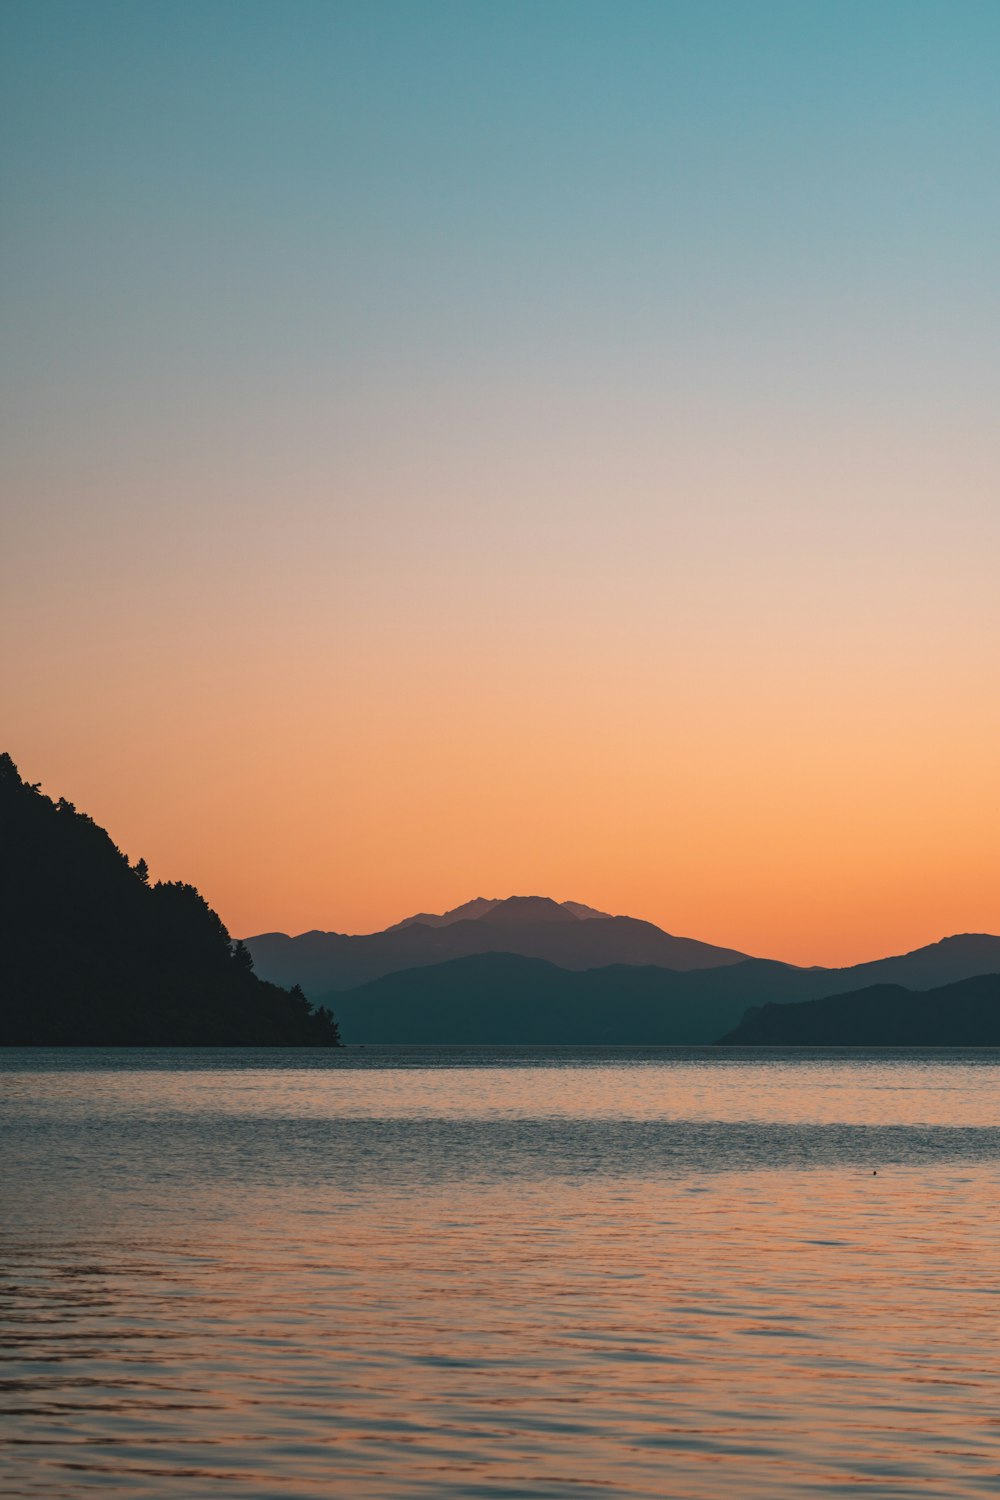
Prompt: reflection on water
<box><xmin>2</xmin><ymin>1049</ymin><xmax>999</xmax><ymax>1497</ymax></box>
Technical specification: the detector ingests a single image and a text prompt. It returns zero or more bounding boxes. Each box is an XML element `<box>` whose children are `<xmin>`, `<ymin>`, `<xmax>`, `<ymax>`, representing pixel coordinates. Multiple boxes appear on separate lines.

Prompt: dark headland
<box><xmin>0</xmin><ymin>754</ymin><xmax>340</xmax><ymax>1046</ymax></box>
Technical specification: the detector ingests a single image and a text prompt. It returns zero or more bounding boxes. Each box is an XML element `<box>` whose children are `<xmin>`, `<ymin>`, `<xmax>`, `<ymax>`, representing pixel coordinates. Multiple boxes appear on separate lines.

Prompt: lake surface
<box><xmin>3</xmin><ymin>1047</ymin><xmax>1000</xmax><ymax>1498</ymax></box>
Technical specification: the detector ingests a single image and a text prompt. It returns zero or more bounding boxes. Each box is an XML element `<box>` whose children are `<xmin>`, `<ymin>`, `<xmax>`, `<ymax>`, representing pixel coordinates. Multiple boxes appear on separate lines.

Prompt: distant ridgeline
<box><xmin>244</xmin><ymin>898</ymin><xmax>1000</xmax><ymax>1047</ymax></box>
<box><xmin>717</xmin><ymin>975</ymin><xmax>1000</xmax><ymax>1046</ymax></box>
<box><xmin>0</xmin><ymin>754</ymin><xmax>340</xmax><ymax>1046</ymax></box>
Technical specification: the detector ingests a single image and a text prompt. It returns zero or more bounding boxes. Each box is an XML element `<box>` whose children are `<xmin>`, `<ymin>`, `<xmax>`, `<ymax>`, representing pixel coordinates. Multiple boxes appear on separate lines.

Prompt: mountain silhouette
<box><xmin>718</xmin><ymin>973</ymin><xmax>1000</xmax><ymax>1045</ymax></box>
<box><xmin>244</xmin><ymin>897</ymin><xmax>748</xmax><ymax>993</ymax></box>
<box><xmin>385</xmin><ymin>897</ymin><xmax>504</xmax><ymax>930</ymax></box>
<box><xmin>561</xmin><ymin>901</ymin><xmax>612</xmax><ymax>921</ymax></box>
<box><xmin>473</xmin><ymin>896</ymin><xmax>593</xmax><ymax>926</ymax></box>
<box><xmin>0</xmin><ymin>753</ymin><xmax>340</xmax><ymax>1046</ymax></box>
<box><xmin>322</xmin><ymin>953</ymin><xmax>760</xmax><ymax>1044</ymax></box>
<box><xmin>318</xmin><ymin>936</ymin><xmax>1000</xmax><ymax>1044</ymax></box>
<box><xmin>384</xmin><ymin>896</ymin><xmax>611</xmax><ymax>930</ymax></box>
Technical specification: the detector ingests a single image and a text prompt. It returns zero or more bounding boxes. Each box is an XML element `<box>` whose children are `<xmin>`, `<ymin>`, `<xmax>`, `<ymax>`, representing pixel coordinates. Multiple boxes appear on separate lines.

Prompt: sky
<box><xmin>2</xmin><ymin>0</ymin><xmax>998</xmax><ymax>965</ymax></box>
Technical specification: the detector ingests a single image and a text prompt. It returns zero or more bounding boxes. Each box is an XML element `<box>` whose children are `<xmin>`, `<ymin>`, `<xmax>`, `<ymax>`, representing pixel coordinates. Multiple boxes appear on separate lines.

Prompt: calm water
<box><xmin>2</xmin><ymin>1047</ymin><xmax>1000</xmax><ymax>1499</ymax></box>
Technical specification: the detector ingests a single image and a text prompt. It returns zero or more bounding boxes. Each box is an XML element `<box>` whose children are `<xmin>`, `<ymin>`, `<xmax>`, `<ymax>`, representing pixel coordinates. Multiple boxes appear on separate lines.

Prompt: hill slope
<box><xmin>719</xmin><ymin>974</ymin><xmax>1000</xmax><ymax>1045</ymax></box>
<box><xmin>823</xmin><ymin>935</ymin><xmax>1000</xmax><ymax>992</ymax></box>
<box><xmin>0</xmin><ymin>754</ymin><xmax>340</xmax><ymax>1046</ymax></box>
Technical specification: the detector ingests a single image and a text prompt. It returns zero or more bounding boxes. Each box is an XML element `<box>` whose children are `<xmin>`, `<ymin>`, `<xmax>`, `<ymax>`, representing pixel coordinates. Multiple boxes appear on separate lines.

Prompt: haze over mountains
<box><xmin>244</xmin><ymin>896</ymin><xmax>749</xmax><ymax>993</ymax></box>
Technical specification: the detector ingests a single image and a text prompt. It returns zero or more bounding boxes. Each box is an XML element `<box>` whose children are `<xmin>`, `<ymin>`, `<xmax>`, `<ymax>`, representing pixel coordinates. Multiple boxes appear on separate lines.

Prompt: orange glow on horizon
<box><xmin>6</xmin><ymin>597</ymin><xmax>997</xmax><ymax>970</ymax></box>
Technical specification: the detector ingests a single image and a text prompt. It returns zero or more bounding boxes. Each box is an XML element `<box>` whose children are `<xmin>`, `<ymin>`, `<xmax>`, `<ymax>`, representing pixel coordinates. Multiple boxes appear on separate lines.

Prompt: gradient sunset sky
<box><xmin>2</xmin><ymin>0</ymin><xmax>998</xmax><ymax>965</ymax></box>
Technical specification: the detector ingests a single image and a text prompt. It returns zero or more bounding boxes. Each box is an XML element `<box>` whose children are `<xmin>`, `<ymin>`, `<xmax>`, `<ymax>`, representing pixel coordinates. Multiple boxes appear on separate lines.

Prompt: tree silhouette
<box><xmin>0</xmin><ymin>753</ymin><xmax>342</xmax><ymax>1046</ymax></box>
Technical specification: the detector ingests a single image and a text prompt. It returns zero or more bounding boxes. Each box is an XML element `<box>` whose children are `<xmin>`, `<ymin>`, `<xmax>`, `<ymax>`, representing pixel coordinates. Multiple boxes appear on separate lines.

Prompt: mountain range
<box><xmin>243</xmin><ymin>899</ymin><xmax>1000</xmax><ymax>1046</ymax></box>
<box><xmin>311</xmin><ymin>938</ymin><xmax>1000</xmax><ymax>1045</ymax></box>
<box><xmin>243</xmin><ymin>896</ymin><xmax>749</xmax><ymax>992</ymax></box>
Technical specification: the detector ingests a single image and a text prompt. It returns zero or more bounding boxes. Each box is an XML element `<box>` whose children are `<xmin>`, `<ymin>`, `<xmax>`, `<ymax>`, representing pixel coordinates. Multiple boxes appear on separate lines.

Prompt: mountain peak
<box><xmin>386</xmin><ymin>895</ymin><xmax>612</xmax><ymax>931</ymax></box>
<box><xmin>474</xmin><ymin>896</ymin><xmax>580</xmax><ymax>926</ymax></box>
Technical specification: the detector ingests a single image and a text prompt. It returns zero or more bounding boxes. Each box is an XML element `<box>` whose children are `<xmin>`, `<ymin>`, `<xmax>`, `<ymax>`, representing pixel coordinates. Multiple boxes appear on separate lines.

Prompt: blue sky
<box><xmin>4</xmin><ymin>0</ymin><xmax>997</xmax><ymax>454</ymax></box>
<box><xmin>2</xmin><ymin>1</ymin><xmax>998</xmax><ymax>957</ymax></box>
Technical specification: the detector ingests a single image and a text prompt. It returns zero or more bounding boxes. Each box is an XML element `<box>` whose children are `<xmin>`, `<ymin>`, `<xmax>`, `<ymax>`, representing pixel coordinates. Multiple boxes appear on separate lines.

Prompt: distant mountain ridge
<box><xmin>825</xmin><ymin>933</ymin><xmax>1000</xmax><ymax>991</ymax></box>
<box><xmin>244</xmin><ymin>895</ymin><xmax>748</xmax><ymax>993</ymax></box>
<box><xmin>719</xmin><ymin>973</ymin><xmax>1000</xmax><ymax>1046</ymax></box>
<box><xmin>386</xmin><ymin>897</ymin><xmax>499</xmax><ymax>930</ymax></box>
<box><xmin>316</xmin><ymin>934</ymin><xmax>1000</xmax><ymax>1045</ymax></box>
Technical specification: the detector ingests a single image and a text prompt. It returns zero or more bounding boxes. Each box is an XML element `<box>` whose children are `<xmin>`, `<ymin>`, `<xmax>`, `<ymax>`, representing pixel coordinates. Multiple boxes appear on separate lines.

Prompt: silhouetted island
<box><xmin>0</xmin><ymin>754</ymin><xmax>340</xmax><ymax>1046</ymax></box>
<box><xmin>718</xmin><ymin>974</ymin><xmax>1000</xmax><ymax>1045</ymax></box>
